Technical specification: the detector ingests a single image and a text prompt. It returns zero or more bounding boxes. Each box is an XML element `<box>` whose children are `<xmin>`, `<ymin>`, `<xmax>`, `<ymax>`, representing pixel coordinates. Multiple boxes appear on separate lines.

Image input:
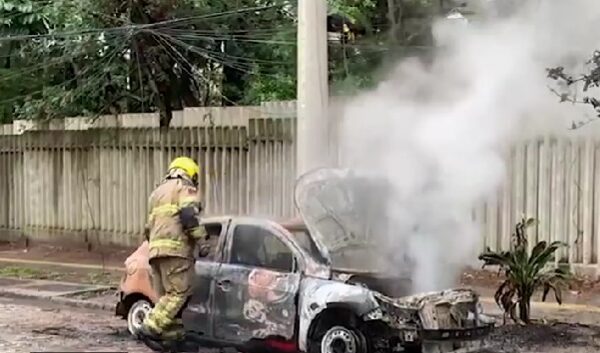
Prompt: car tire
<box><xmin>127</xmin><ymin>299</ymin><xmax>152</xmax><ymax>336</ymax></box>
<box><xmin>317</xmin><ymin>325</ymin><xmax>368</xmax><ymax>353</ymax></box>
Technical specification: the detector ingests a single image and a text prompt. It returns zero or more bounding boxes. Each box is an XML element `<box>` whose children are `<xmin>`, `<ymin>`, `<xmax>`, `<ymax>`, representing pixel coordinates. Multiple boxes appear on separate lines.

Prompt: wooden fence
<box><xmin>0</xmin><ymin>102</ymin><xmax>600</xmax><ymax>275</ymax></box>
<box><xmin>0</xmin><ymin>102</ymin><xmax>298</xmax><ymax>247</ymax></box>
<box><xmin>479</xmin><ymin>136</ymin><xmax>600</xmax><ymax>276</ymax></box>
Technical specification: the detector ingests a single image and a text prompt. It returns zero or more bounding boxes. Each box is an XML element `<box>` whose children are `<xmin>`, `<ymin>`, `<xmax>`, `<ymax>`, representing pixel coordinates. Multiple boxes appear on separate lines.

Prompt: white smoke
<box><xmin>336</xmin><ymin>0</ymin><xmax>600</xmax><ymax>293</ymax></box>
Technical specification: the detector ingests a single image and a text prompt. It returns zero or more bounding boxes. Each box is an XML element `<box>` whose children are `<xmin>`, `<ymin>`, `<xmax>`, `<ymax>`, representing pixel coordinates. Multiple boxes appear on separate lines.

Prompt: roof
<box><xmin>275</xmin><ymin>216</ymin><xmax>307</xmax><ymax>231</ymax></box>
<box><xmin>200</xmin><ymin>215</ymin><xmax>307</xmax><ymax>232</ymax></box>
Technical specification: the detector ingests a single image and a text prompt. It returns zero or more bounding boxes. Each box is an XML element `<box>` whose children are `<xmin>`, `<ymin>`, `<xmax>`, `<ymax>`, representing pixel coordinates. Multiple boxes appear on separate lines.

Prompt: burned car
<box><xmin>116</xmin><ymin>168</ymin><xmax>493</xmax><ymax>353</ymax></box>
<box><xmin>116</xmin><ymin>220</ymin><xmax>222</xmax><ymax>336</ymax></box>
<box><xmin>116</xmin><ymin>240</ymin><xmax>156</xmax><ymax>336</ymax></box>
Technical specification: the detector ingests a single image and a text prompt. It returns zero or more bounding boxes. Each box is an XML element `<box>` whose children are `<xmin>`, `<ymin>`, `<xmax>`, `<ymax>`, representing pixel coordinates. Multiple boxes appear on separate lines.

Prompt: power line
<box><xmin>0</xmin><ymin>38</ymin><xmax>130</xmax><ymax>107</ymax></box>
<box><xmin>0</xmin><ymin>1</ymin><xmax>397</xmax><ymax>118</ymax></box>
<box><xmin>149</xmin><ymin>30</ymin><xmax>291</xmax><ymax>113</ymax></box>
<box><xmin>148</xmin><ymin>30</ymin><xmax>292</xmax><ymax>68</ymax></box>
<box><xmin>0</xmin><ymin>4</ymin><xmax>287</xmax><ymax>43</ymax></box>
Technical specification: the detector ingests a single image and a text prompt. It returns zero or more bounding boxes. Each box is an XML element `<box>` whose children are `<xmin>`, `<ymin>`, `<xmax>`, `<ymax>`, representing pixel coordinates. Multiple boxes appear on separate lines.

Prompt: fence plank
<box><xmin>525</xmin><ymin>140</ymin><xmax>539</xmax><ymax>253</ymax></box>
<box><xmin>582</xmin><ymin>138</ymin><xmax>594</xmax><ymax>264</ymax></box>
<box><xmin>538</xmin><ymin>137</ymin><xmax>551</xmax><ymax>246</ymax></box>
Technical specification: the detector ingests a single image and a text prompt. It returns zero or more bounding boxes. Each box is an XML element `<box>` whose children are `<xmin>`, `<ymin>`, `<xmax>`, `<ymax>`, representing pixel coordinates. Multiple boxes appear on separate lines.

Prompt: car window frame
<box><xmin>224</xmin><ymin>220</ymin><xmax>300</xmax><ymax>274</ymax></box>
<box><xmin>195</xmin><ymin>221</ymin><xmax>228</xmax><ymax>263</ymax></box>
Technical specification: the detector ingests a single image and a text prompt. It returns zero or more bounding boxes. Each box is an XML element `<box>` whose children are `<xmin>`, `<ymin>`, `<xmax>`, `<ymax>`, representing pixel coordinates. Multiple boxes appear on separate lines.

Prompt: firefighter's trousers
<box><xmin>142</xmin><ymin>256</ymin><xmax>193</xmax><ymax>340</ymax></box>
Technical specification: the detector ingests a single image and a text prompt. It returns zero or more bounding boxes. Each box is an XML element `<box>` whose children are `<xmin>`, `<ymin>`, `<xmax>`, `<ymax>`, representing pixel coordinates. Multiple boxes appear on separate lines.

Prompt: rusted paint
<box><xmin>213</xmin><ymin>264</ymin><xmax>299</xmax><ymax>341</ymax></box>
<box><xmin>120</xmin><ymin>241</ymin><xmax>159</xmax><ymax>303</ymax></box>
<box><xmin>248</xmin><ymin>268</ymin><xmax>297</xmax><ymax>303</ymax></box>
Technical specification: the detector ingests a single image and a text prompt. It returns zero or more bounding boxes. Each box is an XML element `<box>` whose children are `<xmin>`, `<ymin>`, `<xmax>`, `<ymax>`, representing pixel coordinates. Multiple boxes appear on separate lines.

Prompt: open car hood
<box><xmin>294</xmin><ymin>168</ymin><xmax>396</xmax><ymax>273</ymax></box>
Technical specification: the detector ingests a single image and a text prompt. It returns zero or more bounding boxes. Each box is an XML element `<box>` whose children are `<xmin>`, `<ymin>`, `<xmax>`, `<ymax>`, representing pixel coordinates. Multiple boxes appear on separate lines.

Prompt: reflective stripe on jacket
<box><xmin>145</xmin><ymin>173</ymin><xmax>204</xmax><ymax>259</ymax></box>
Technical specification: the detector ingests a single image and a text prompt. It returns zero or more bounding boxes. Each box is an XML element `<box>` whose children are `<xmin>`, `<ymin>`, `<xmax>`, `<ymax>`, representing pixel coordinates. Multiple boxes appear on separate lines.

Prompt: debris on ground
<box><xmin>31</xmin><ymin>326</ymin><xmax>79</xmax><ymax>338</ymax></box>
<box><xmin>477</xmin><ymin>322</ymin><xmax>600</xmax><ymax>353</ymax></box>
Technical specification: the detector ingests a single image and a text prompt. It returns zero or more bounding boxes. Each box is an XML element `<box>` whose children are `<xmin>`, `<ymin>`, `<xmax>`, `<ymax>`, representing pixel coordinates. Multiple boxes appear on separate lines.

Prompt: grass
<box><xmin>0</xmin><ymin>266</ymin><xmax>65</xmax><ymax>280</ymax></box>
<box><xmin>0</xmin><ymin>264</ymin><xmax>121</xmax><ymax>286</ymax></box>
<box><xmin>86</xmin><ymin>271</ymin><xmax>120</xmax><ymax>285</ymax></box>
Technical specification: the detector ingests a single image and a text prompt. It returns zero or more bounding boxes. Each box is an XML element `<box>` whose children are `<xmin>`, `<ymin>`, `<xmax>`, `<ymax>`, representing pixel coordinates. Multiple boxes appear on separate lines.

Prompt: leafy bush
<box><xmin>478</xmin><ymin>217</ymin><xmax>570</xmax><ymax>324</ymax></box>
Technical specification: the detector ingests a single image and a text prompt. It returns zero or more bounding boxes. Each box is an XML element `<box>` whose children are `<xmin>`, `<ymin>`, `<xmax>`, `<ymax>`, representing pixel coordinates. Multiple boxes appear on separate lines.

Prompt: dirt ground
<box><xmin>0</xmin><ymin>296</ymin><xmax>151</xmax><ymax>353</ymax></box>
<box><xmin>0</xmin><ymin>295</ymin><xmax>599</xmax><ymax>353</ymax></box>
<box><xmin>0</xmin><ymin>240</ymin><xmax>133</xmax><ymax>268</ymax></box>
<box><xmin>3</xmin><ymin>241</ymin><xmax>600</xmax><ymax>352</ymax></box>
<box><xmin>460</xmin><ymin>268</ymin><xmax>600</xmax><ymax>294</ymax></box>
<box><xmin>460</xmin><ymin>267</ymin><xmax>600</xmax><ymax>307</ymax></box>
<box><xmin>475</xmin><ymin>322</ymin><xmax>600</xmax><ymax>353</ymax></box>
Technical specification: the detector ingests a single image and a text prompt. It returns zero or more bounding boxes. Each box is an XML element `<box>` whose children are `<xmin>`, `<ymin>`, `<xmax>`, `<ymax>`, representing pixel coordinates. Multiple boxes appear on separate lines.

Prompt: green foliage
<box><xmin>0</xmin><ymin>0</ymin><xmax>440</xmax><ymax>123</ymax></box>
<box><xmin>0</xmin><ymin>0</ymin><xmax>50</xmax><ymax>122</ymax></box>
<box><xmin>479</xmin><ymin>217</ymin><xmax>570</xmax><ymax>324</ymax></box>
<box><xmin>0</xmin><ymin>0</ymin><xmax>46</xmax><ymax>28</ymax></box>
<box><xmin>329</xmin><ymin>0</ymin><xmax>377</xmax><ymax>30</ymax></box>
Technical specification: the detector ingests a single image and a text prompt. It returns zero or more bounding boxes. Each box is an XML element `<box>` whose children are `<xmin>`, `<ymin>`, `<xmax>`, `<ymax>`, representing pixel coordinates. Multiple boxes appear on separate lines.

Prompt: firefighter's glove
<box><xmin>197</xmin><ymin>241</ymin><xmax>211</xmax><ymax>257</ymax></box>
<box><xmin>179</xmin><ymin>206</ymin><xmax>200</xmax><ymax>231</ymax></box>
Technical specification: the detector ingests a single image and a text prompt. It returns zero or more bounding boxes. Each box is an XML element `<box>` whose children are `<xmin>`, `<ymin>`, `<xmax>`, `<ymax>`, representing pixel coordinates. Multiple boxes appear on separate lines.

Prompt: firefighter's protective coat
<box><xmin>142</xmin><ymin>168</ymin><xmax>206</xmax><ymax>337</ymax></box>
<box><xmin>145</xmin><ymin>170</ymin><xmax>206</xmax><ymax>260</ymax></box>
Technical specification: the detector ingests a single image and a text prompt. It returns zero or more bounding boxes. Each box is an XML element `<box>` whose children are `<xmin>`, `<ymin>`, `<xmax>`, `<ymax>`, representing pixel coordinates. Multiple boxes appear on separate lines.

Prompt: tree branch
<box><xmin>548</xmin><ymin>86</ymin><xmax>585</xmax><ymax>105</ymax></box>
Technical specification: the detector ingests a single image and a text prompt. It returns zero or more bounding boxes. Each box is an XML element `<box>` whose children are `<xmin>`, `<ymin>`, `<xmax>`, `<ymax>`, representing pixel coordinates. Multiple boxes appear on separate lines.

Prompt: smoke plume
<box><xmin>336</xmin><ymin>0</ymin><xmax>600</xmax><ymax>293</ymax></box>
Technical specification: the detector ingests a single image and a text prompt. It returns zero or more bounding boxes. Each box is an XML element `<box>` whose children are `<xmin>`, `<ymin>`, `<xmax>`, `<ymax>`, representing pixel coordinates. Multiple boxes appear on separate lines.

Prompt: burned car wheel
<box><xmin>319</xmin><ymin>326</ymin><xmax>367</xmax><ymax>353</ymax></box>
<box><xmin>127</xmin><ymin>299</ymin><xmax>152</xmax><ymax>336</ymax></box>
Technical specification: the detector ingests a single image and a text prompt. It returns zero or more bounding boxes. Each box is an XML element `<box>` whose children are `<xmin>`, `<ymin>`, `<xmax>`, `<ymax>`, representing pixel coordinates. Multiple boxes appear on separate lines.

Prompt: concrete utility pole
<box><xmin>296</xmin><ymin>0</ymin><xmax>329</xmax><ymax>177</ymax></box>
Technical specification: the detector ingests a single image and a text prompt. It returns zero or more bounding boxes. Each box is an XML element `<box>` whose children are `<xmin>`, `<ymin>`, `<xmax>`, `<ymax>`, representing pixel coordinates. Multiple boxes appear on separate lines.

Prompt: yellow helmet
<box><xmin>168</xmin><ymin>157</ymin><xmax>200</xmax><ymax>181</ymax></box>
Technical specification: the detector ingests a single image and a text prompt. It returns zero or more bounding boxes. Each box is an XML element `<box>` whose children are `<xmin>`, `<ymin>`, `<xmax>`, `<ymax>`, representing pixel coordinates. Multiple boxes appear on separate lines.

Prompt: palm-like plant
<box><xmin>478</xmin><ymin>217</ymin><xmax>570</xmax><ymax>324</ymax></box>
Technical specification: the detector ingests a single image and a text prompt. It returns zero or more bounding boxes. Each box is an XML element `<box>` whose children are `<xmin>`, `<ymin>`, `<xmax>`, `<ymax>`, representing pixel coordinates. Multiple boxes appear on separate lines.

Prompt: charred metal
<box><xmin>117</xmin><ymin>168</ymin><xmax>494</xmax><ymax>353</ymax></box>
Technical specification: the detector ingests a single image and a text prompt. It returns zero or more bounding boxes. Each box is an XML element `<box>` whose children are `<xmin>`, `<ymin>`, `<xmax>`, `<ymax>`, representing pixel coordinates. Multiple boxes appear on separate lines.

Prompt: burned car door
<box><xmin>181</xmin><ymin>220</ymin><xmax>228</xmax><ymax>336</ymax></box>
<box><xmin>213</xmin><ymin>221</ymin><xmax>301</xmax><ymax>343</ymax></box>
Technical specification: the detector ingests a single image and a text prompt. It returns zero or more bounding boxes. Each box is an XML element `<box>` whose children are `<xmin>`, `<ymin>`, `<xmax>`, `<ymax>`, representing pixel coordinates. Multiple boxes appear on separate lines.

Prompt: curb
<box><xmin>0</xmin><ymin>288</ymin><xmax>114</xmax><ymax>312</ymax></box>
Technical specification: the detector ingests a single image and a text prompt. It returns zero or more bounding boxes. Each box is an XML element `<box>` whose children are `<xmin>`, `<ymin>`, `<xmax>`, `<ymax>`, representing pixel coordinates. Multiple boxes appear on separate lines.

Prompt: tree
<box><xmin>0</xmin><ymin>0</ymin><xmax>441</xmax><ymax>124</ymax></box>
<box><xmin>325</xmin><ymin>0</ymin><xmax>441</xmax><ymax>94</ymax></box>
<box><xmin>2</xmin><ymin>0</ymin><xmax>300</xmax><ymax>125</ymax></box>
<box><xmin>478</xmin><ymin>218</ymin><xmax>570</xmax><ymax>324</ymax></box>
<box><xmin>547</xmin><ymin>51</ymin><xmax>600</xmax><ymax>129</ymax></box>
<box><xmin>0</xmin><ymin>0</ymin><xmax>49</xmax><ymax>122</ymax></box>
<box><xmin>0</xmin><ymin>0</ymin><xmax>137</xmax><ymax>122</ymax></box>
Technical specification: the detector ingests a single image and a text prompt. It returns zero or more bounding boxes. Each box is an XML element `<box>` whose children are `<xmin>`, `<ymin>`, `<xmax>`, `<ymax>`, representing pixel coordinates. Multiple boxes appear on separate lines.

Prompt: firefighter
<box><xmin>139</xmin><ymin>156</ymin><xmax>207</xmax><ymax>343</ymax></box>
